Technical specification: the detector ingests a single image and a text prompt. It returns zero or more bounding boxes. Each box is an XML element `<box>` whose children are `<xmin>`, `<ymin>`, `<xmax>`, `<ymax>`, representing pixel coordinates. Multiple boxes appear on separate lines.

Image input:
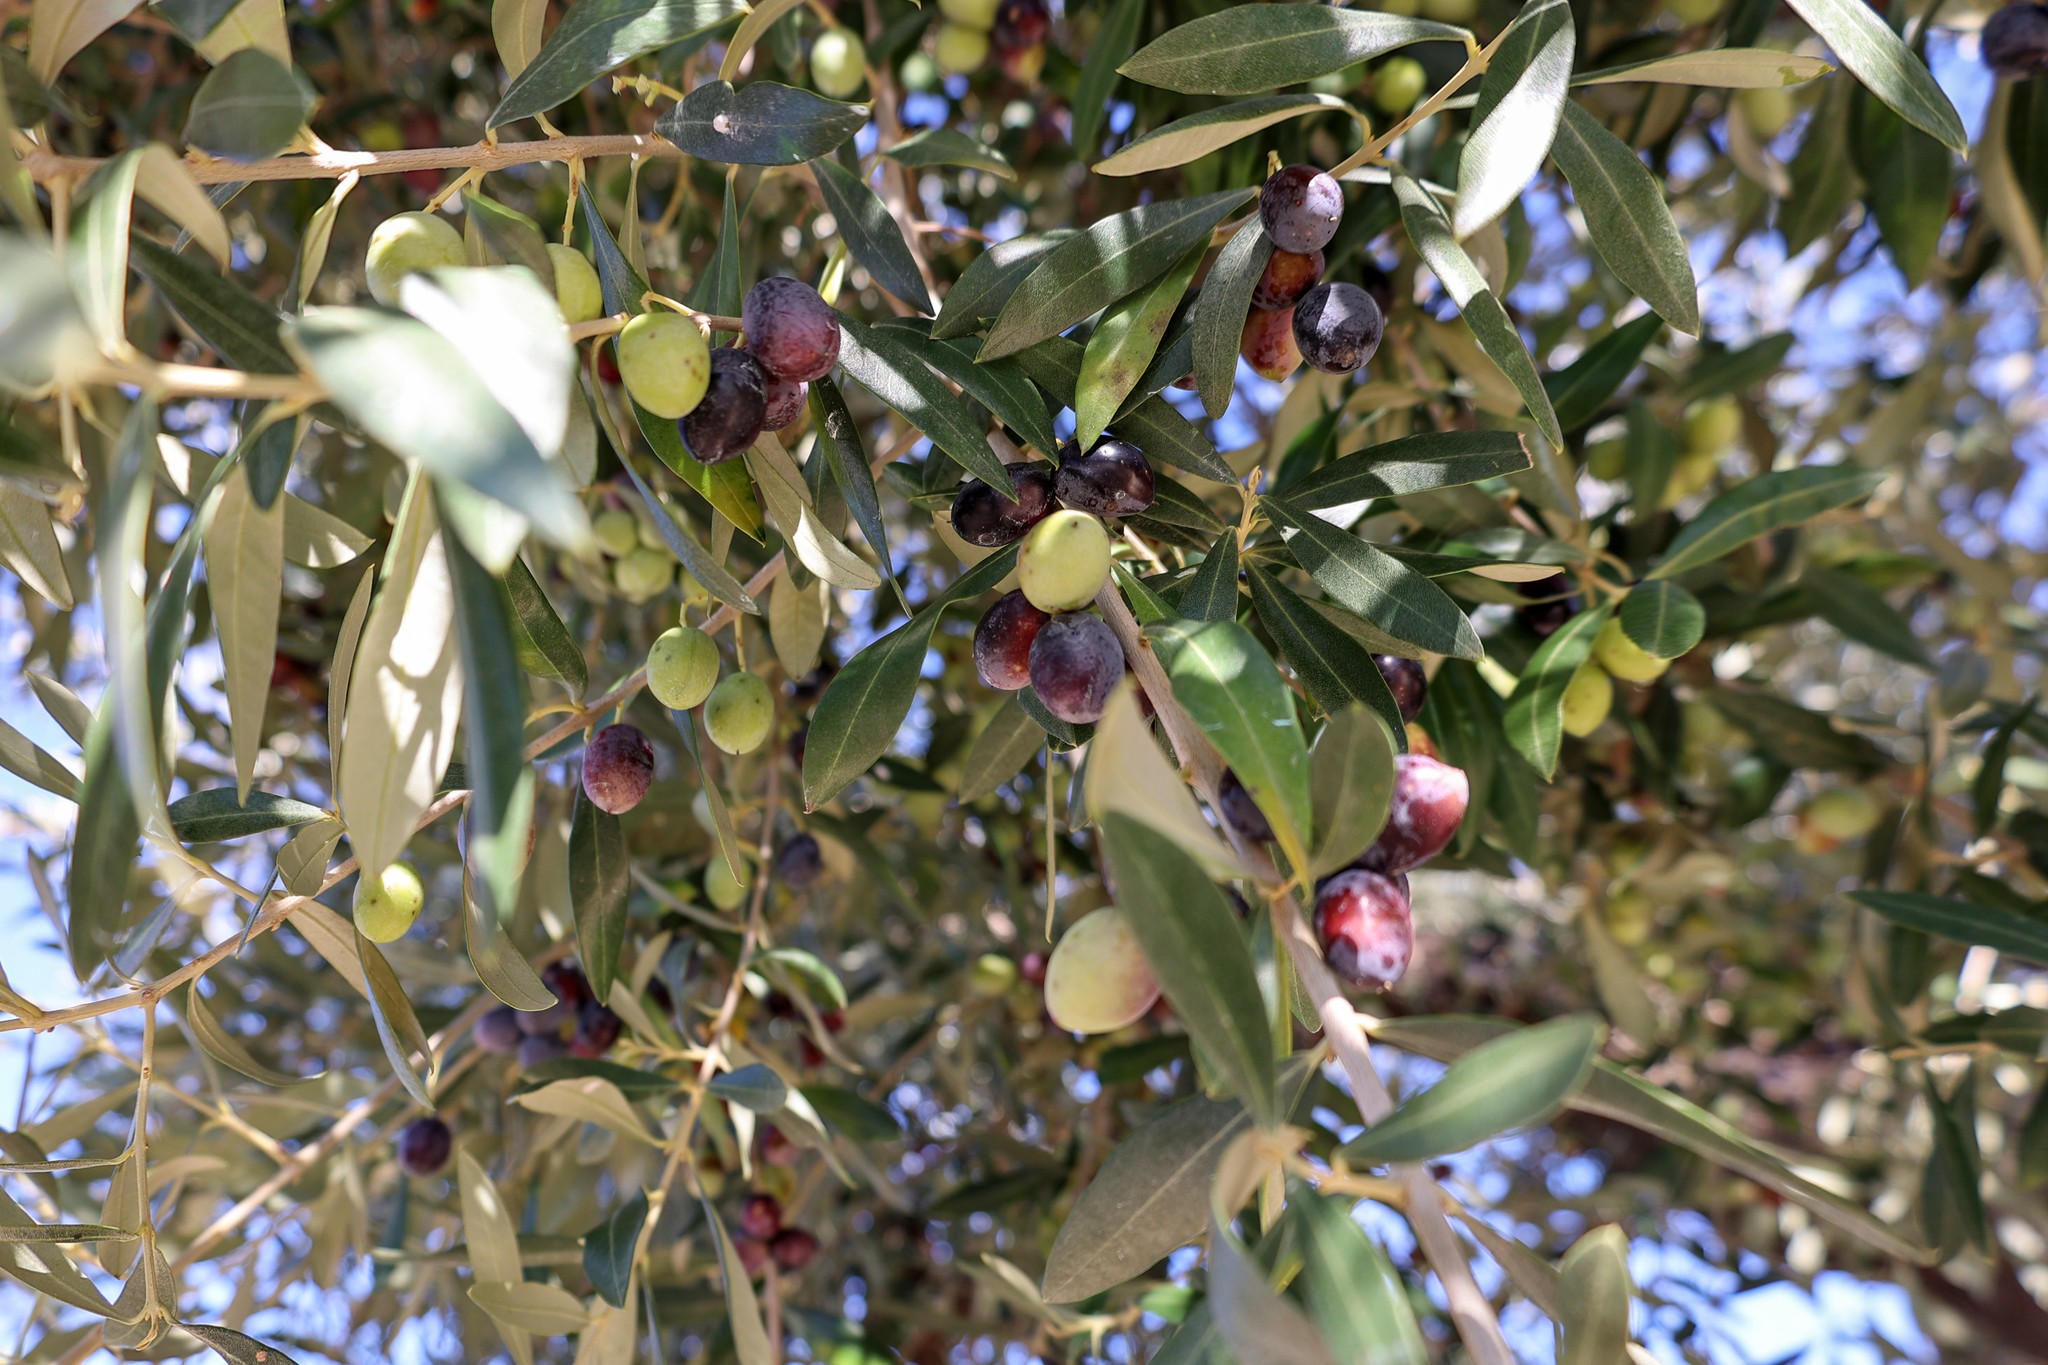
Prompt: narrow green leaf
<box><xmin>1121</xmin><ymin>6</ymin><xmax>1466</xmax><ymax>95</ymax></box>
<box><xmin>1012</xmin><ymin>334</ymin><xmax>1236</xmax><ymax>481</ymax></box>
<box><xmin>1558</xmin><ymin>1226</ymin><xmax>1633</xmax><ymax>1365</ymax></box>
<box><xmin>502</xmin><ymin>554</ymin><xmax>587</xmax><ymax>698</ymax></box>
<box><xmin>1295</xmin><ymin>1192</ymin><xmax>1428</xmax><ymax>1365</ymax></box>
<box><xmin>1150</xmin><ymin>619</ymin><xmax>1312</xmax><ymax>872</ymax></box>
<box><xmin>1077</xmin><ymin>242</ymin><xmax>1204</xmax><ymax>448</ymax></box>
<box><xmin>1850</xmin><ymin>890</ymin><xmax>2048</xmax><ymax>965</ymax></box>
<box><xmin>1784</xmin><ymin>0</ymin><xmax>1964</xmax><ymax>151</ymax></box>
<box><xmin>708</xmin><ymin>1063</ymin><xmax>789</xmax><ymax>1113</ymax></box>
<box><xmin>1308</xmin><ymin>703</ymin><xmax>1397</xmax><ymax>877</ymax></box>
<box><xmin>903</xmin><ymin>325</ymin><xmax>1062</xmax><ymax>459</ymax></box>
<box><xmin>1551</xmin><ymin>102</ymin><xmax>1699</xmax><ymax>334</ymax></box>
<box><xmin>809</xmin><ymin>157</ymin><xmax>933</xmax><ymax>314</ymax></box>
<box><xmin>1207</xmin><ymin>1208</ymin><xmax>1339</xmax><ymax>1365</ymax></box>
<box><xmin>1286</xmin><ymin>431</ymin><xmax>1531</xmax><ymax>510</ymax></box>
<box><xmin>1343</xmin><ymin>1013</ymin><xmax>1605</xmax><ymax>1163</ymax></box>
<box><xmin>0</xmin><ymin>715</ymin><xmax>75</xmax><ymax>800</ymax></box>
<box><xmin>1543</xmin><ymin>312</ymin><xmax>1661</xmax><ymax>431</ymax></box>
<box><xmin>443</xmin><ymin>507</ymin><xmax>536</xmax><ymax>921</ymax></box>
<box><xmin>803</xmin><ymin>549</ymin><xmax>1016</xmax><ymax>807</ymax></box>
<box><xmin>581</xmin><ymin>1188</ymin><xmax>647</xmax><ymax>1310</ymax></box>
<box><xmin>836</xmin><ymin>314</ymin><xmax>1012</xmax><ymax>487</ymax></box>
<box><xmin>884</xmin><ymin>126</ymin><xmax>1014</xmax><ymax>178</ymax></box>
<box><xmin>1041</xmin><ymin>1056</ymin><xmax>1316</xmax><ymax>1302</ymax></box>
<box><xmin>187</xmin><ymin>983</ymin><xmax>315</xmax><ymax>1087</ymax></box>
<box><xmin>70</xmin><ymin>149</ymin><xmax>142</xmax><ymax>353</ymax></box>
<box><xmin>1456</xmin><ymin>0</ymin><xmax>1574</xmax><ymax>239</ymax></box>
<box><xmin>982</xmin><ymin>189</ymin><xmax>1250</xmax><ymax>361</ymax></box>
<box><xmin>186</xmin><ymin>1325</ymin><xmax>304</xmax><ymax>1365</ymax></box>
<box><xmin>811</xmin><ymin>376</ymin><xmax>894</xmax><ymax>584</ymax></box>
<box><xmin>1391</xmin><ymin>170</ymin><xmax>1562</xmax><ymax>448</ymax></box>
<box><xmin>701</xmin><ymin>1197</ymin><xmax>774</xmax><ymax>1365</ymax></box>
<box><xmin>1178</xmin><ymin>530</ymin><xmax>1241</xmax><ymax>624</ymax></box>
<box><xmin>570</xmin><ymin>791</ymin><xmax>631</xmax><ymax>1003</ymax></box>
<box><xmin>1191</xmin><ymin>220</ymin><xmax>1270</xmax><ymax>420</ymax></box>
<box><xmin>1850</xmin><ymin>84</ymin><xmax>1951</xmax><ymax>286</ymax></box>
<box><xmin>284</xmin><ymin>307</ymin><xmax>588</xmax><ymax>550</ymax></box>
<box><xmin>1922</xmin><ymin>1069</ymin><xmax>1989</xmax><ymax>1254</ymax></box>
<box><xmin>1264</xmin><ymin>498</ymin><xmax>1483</xmax><ymax>660</ymax></box>
<box><xmin>131</xmin><ymin>236</ymin><xmax>293</xmax><ymax>374</ymax></box>
<box><xmin>931</xmin><ymin>230</ymin><xmax>1072</xmax><ymax>340</ymax></box>
<box><xmin>0</xmin><ymin>1188</ymin><xmax>114</xmax><ymax>1315</ymax></box>
<box><xmin>1649</xmin><ymin>465</ymin><xmax>1882</xmax><ymax>580</ymax></box>
<box><xmin>1503</xmin><ymin>601</ymin><xmax>1610</xmax><ymax>781</ymax></box>
<box><xmin>1369</xmin><ymin>1013</ymin><xmax>1932</xmax><ymax>1262</ymax></box>
<box><xmin>1097</xmin><ymin>95</ymin><xmax>1352</xmax><ymax>176</ymax></box>
<box><xmin>654</xmin><ymin>80</ymin><xmax>867</xmax><ymax>165</ymax></box>
<box><xmin>491</xmin><ymin>0</ymin><xmax>747</xmax><ymax>127</ymax></box>
<box><xmin>1973</xmin><ymin>698</ymin><xmax>2036</xmax><ymax>837</ymax></box>
<box><xmin>1576</xmin><ymin>48</ymin><xmax>1834</xmax><ymax>87</ymax></box>
<box><xmin>167</xmin><ymin>789</ymin><xmax>327</xmax><ymax>843</ymax></box>
<box><xmin>1802</xmin><ymin>565</ymin><xmax>1928</xmax><ymax>666</ymax></box>
<box><xmin>1072</xmin><ymin>0</ymin><xmax>1144</xmax><ymax>149</ymax></box>
<box><xmin>1100</xmin><ymin>814</ymin><xmax>1277</xmax><ymax>1127</ymax></box>
<box><xmin>956</xmin><ymin>700</ymin><xmax>1044</xmax><ymax>804</ymax></box>
<box><xmin>359</xmin><ymin>932</ymin><xmax>437</xmax><ymax>1110</ymax></box>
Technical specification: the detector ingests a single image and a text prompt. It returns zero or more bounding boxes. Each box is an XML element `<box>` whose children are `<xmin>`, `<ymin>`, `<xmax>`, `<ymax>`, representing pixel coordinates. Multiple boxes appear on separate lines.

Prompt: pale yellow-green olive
<box><xmin>811</xmin><ymin>28</ymin><xmax>869</xmax><ymax>100</ymax></box>
<box><xmin>1044</xmin><ymin>908</ymin><xmax>1160</xmax><ymax>1034</ymax></box>
<box><xmin>354</xmin><ymin>862</ymin><xmax>426</xmax><ymax>942</ymax></box>
<box><xmin>704</xmin><ymin>672</ymin><xmax>774</xmax><ymax>754</ymax></box>
<box><xmin>365</xmin><ymin>212</ymin><xmax>465</xmax><ymax>307</ymax></box>
<box><xmin>1561</xmin><ymin>661</ymin><xmax>1614</xmax><ymax>738</ymax></box>
<box><xmin>934</xmin><ymin>22</ymin><xmax>991</xmax><ymax>75</ymax></box>
<box><xmin>1017</xmin><ymin>510</ymin><xmax>1111</xmax><ymax>612</ymax></box>
<box><xmin>547</xmin><ymin>243</ymin><xmax>604</xmax><ymax>324</ymax></box>
<box><xmin>615</xmin><ymin>312</ymin><xmax>711</xmax><ymax>419</ymax></box>
<box><xmin>647</xmin><ymin>625</ymin><xmax>720</xmax><ymax>710</ymax></box>
<box><xmin>1593</xmin><ymin>617</ymin><xmax>1673</xmax><ymax>684</ymax></box>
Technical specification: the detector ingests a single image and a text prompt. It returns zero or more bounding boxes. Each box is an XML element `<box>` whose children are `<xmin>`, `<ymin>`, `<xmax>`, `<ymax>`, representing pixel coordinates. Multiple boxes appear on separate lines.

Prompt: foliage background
<box><xmin>0</xmin><ymin>0</ymin><xmax>2047</xmax><ymax>1362</ymax></box>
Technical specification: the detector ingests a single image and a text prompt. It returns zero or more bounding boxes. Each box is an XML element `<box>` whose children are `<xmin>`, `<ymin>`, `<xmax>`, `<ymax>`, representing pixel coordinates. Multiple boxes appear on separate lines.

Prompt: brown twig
<box><xmin>20</xmin><ymin>134</ymin><xmax>687</xmax><ymax>187</ymax></box>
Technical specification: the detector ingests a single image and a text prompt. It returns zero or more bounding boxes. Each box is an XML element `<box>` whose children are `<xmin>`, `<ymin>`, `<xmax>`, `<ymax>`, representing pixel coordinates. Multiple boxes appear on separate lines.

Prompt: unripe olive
<box><xmin>1372</xmin><ymin>57</ymin><xmax>1427</xmax><ymax>116</ymax></box>
<box><xmin>616</xmin><ymin>312</ymin><xmax>712</xmax><ymax>420</ymax></box>
<box><xmin>648</xmin><ymin>625</ymin><xmax>721</xmax><ymax>710</ymax></box>
<box><xmin>593</xmin><ymin>509</ymin><xmax>641</xmax><ymax>557</ymax></box>
<box><xmin>1585</xmin><ymin>438</ymin><xmax>1626</xmax><ymax>482</ymax></box>
<box><xmin>1681</xmin><ymin>397</ymin><xmax>1741</xmax><ymax>458</ymax></box>
<box><xmin>613</xmin><ymin>546</ymin><xmax>674</xmax><ymax>601</ymax></box>
<box><xmin>1738</xmin><ymin>86</ymin><xmax>1796</xmax><ymax>141</ymax></box>
<box><xmin>1017</xmin><ymin>510</ymin><xmax>1111</xmax><ymax>613</ymax></box>
<box><xmin>1795</xmin><ymin>787</ymin><xmax>1883</xmax><ymax>853</ymax></box>
<box><xmin>1044</xmin><ymin>908</ymin><xmax>1160</xmax><ymax>1034</ymax></box>
<box><xmin>1561</xmin><ymin>662</ymin><xmax>1613</xmax><ymax>738</ymax></box>
<box><xmin>1667</xmin><ymin>0</ymin><xmax>1722</xmax><ymax>23</ymax></box>
<box><xmin>1419</xmin><ymin>0</ymin><xmax>1478</xmax><ymax>20</ymax></box>
<box><xmin>934</xmin><ymin>22</ymin><xmax>990</xmax><ymax>74</ymax></box>
<box><xmin>900</xmin><ymin>51</ymin><xmax>941</xmax><ymax>91</ymax></box>
<box><xmin>968</xmin><ymin>953</ymin><xmax>1018</xmax><ymax>999</ymax></box>
<box><xmin>365</xmin><ymin>212</ymin><xmax>464</xmax><ymax>307</ymax></box>
<box><xmin>706</xmin><ymin>854</ymin><xmax>749</xmax><ymax>911</ymax></box>
<box><xmin>1591</xmin><ymin>617</ymin><xmax>1671</xmax><ymax>684</ymax></box>
<box><xmin>939</xmin><ymin>0</ymin><xmax>999</xmax><ymax>27</ymax></box>
<box><xmin>547</xmin><ymin>244</ymin><xmax>604</xmax><ymax>324</ymax></box>
<box><xmin>355</xmin><ymin>862</ymin><xmax>426</xmax><ymax>942</ymax></box>
<box><xmin>811</xmin><ymin>28</ymin><xmax>868</xmax><ymax>100</ymax></box>
<box><xmin>1604</xmin><ymin>885</ymin><xmax>1653</xmax><ymax>946</ymax></box>
<box><xmin>704</xmin><ymin>672</ymin><xmax>774</xmax><ymax>754</ymax></box>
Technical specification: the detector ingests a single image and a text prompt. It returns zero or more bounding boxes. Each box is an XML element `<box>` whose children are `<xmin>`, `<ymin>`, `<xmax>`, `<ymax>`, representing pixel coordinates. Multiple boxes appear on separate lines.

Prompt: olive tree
<box><xmin>0</xmin><ymin>0</ymin><xmax>2045</xmax><ymax>1361</ymax></box>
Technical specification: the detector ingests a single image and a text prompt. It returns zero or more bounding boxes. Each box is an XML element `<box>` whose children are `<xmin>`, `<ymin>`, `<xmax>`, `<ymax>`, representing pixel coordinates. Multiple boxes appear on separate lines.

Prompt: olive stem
<box><xmin>19</xmin><ymin>133</ymin><xmax>690</xmax><ymax>187</ymax></box>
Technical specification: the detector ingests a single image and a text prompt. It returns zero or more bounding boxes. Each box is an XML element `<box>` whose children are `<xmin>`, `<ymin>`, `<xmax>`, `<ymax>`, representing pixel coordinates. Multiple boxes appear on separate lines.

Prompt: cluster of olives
<box><xmin>1558</xmin><ymin>617</ymin><xmax>1675</xmax><ymax>738</ymax></box>
<box><xmin>1313</xmin><ymin>750</ymin><xmax>1470</xmax><ymax>990</ymax></box>
<box><xmin>649</xmin><ymin>619</ymin><xmax>777</xmax><ymax>756</ymax></box>
<box><xmin>590</xmin><ymin>497</ymin><xmax>709</xmax><ymax>604</ymax></box>
<box><xmin>731</xmin><ymin>1191</ymin><xmax>822</xmax><ymax>1277</ymax></box>
<box><xmin>364</xmin><ymin>211</ymin><xmax>603</xmax><ymax>322</ymax></box>
<box><xmin>1240</xmin><ymin>165</ymin><xmax>1385</xmax><ymax>382</ymax></box>
<box><xmin>616</xmin><ymin>278</ymin><xmax>837</xmax><ymax>465</ymax></box>
<box><xmin>1985</xmin><ymin>1</ymin><xmax>2048</xmax><ymax>78</ymax></box>
<box><xmin>960</xmin><ymin>438</ymin><xmax>1156</xmax><ymax>725</ymax></box>
<box><xmin>472</xmin><ymin>961</ymin><xmax>624</xmax><ymax>1069</ymax></box>
<box><xmin>931</xmin><ymin>0</ymin><xmax>1049</xmax><ymax>79</ymax></box>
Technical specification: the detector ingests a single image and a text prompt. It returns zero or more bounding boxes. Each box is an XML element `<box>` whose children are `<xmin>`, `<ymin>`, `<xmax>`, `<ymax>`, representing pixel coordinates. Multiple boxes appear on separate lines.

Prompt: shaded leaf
<box><xmin>1286</xmin><ymin>430</ymin><xmax>1531</xmax><ymax>510</ymax></box>
<box><xmin>884</xmin><ymin>126</ymin><xmax>1014</xmax><ymax>177</ymax></box>
<box><xmin>837</xmin><ymin>314</ymin><xmax>1011</xmax><ymax>488</ymax></box>
<box><xmin>1073</xmin><ymin>0</ymin><xmax>1143</xmax><ymax>151</ymax></box>
<box><xmin>182</xmin><ymin>49</ymin><xmax>310</xmax><ymax>160</ymax></box>
<box><xmin>1558</xmin><ymin>1226</ymin><xmax>1633</xmax><ymax>1365</ymax></box>
<box><xmin>570</xmin><ymin>792</ymin><xmax>631</xmax><ymax>1003</ymax></box>
<box><xmin>1543</xmin><ymin>311</ymin><xmax>1661</xmax><ymax>431</ymax></box>
<box><xmin>1503</xmin><ymin>603</ymin><xmax>1611</xmax><ymax>781</ymax></box>
<box><xmin>1295</xmin><ymin>1192</ymin><xmax>1428</xmax><ymax>1365</ymax></box>
<box><xmin>168</xmin><ymin>789</ymin><xmax>327</xmax><ymax>843</ymax></box>
<box><xmin>1177</xmin><ymin>530</ymin><xmax>1241</xmax><ymax>624</ymax></box>
<box><xmin>1191</xmin><ymin>218</ymin><xmax>1272</xmax><ymax>420</ymax></box>
<box><xmin>1849</xmin><ymin>890</ymin><xmax>2048</xmax><ymax>966</ymax></box>
<box><xmin>1101</xmin><ymin>813</ymin><xmax>1277</xmax><ymax>1127</ymax></box>
<box><xmin>1077</xmin><ymin>242</ymin><xmax>1204</xmax><ymax>448</ymax></box>
<box><xmin>1122</xmin><ymin>5</ymin><xmax>1466</xmax><ymax>96</ymax></box>
<box><xmin>1264</xmin><ymin>497</ymin><xmax>1483</xmax><ymax>660</ymax></box>
<box><xmin>1618</xmin><ymin>580</ymin><xmax>1704</xmax><ymax>659</ymax></box>
<box><xmin>809</xmin><ymin>157</ymin><xmax>933</xmax><ymax>313</ymax></box>
<box><xmin>186</xmin><ymin>1324</ymin><xmax>305</xmax><ymax>1365</ymax></box>
<box><xmin>1551</xmin><ymin>102</ymin><xmax>1699</xmax><ymax>334</ymax></box>
<box><xmin>1650</xmin><ymin>465</ymin><xmax>1882</xmax><ymax>580</ymax></box>
<box><xmin>1308</xmin><ymin>703</ymin><xmax>1397</xmax><ymax>877</ymax></box>
<box><xmin>931</xmin><ymin>231</ymin><xmax>1072</xmax><ymax>341</ymax></box>
<box><xmin>708</xmin><ymin>1064</ymin><xmax>788</xmax><ymax>1113</ymax></box>
<box><xmin>131</xmin><ymin>235</ymin><xmax>293</xmax><ymax>374</ymax></box>
<box><xmin>982</xmin><ymin>190</ymin><xmax>1250</xmax><ymax>360</ymax></box>
<box><xmin>655</xmin><ymin>80</ymin><xmax>866</xmax><ymax>165</ymax></box>
<box><xmin>582</xmin><ymin>1189</ymin><xmax>647</xmax><ymax>1311</ymax></box>
<box><xmin>491</xmin><ymin>0</ymin><xmax>747</xmax><ymax>127</ymax></box>
<box><xmin>1097</xmin><ymin>94</ymin><xmax>1352</xmax><ymax>176</ymax></box>
<box><xmin>957</xmin><ymin>701</ymin><xmax>1044</xmax><ymax>804</ymax></box>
